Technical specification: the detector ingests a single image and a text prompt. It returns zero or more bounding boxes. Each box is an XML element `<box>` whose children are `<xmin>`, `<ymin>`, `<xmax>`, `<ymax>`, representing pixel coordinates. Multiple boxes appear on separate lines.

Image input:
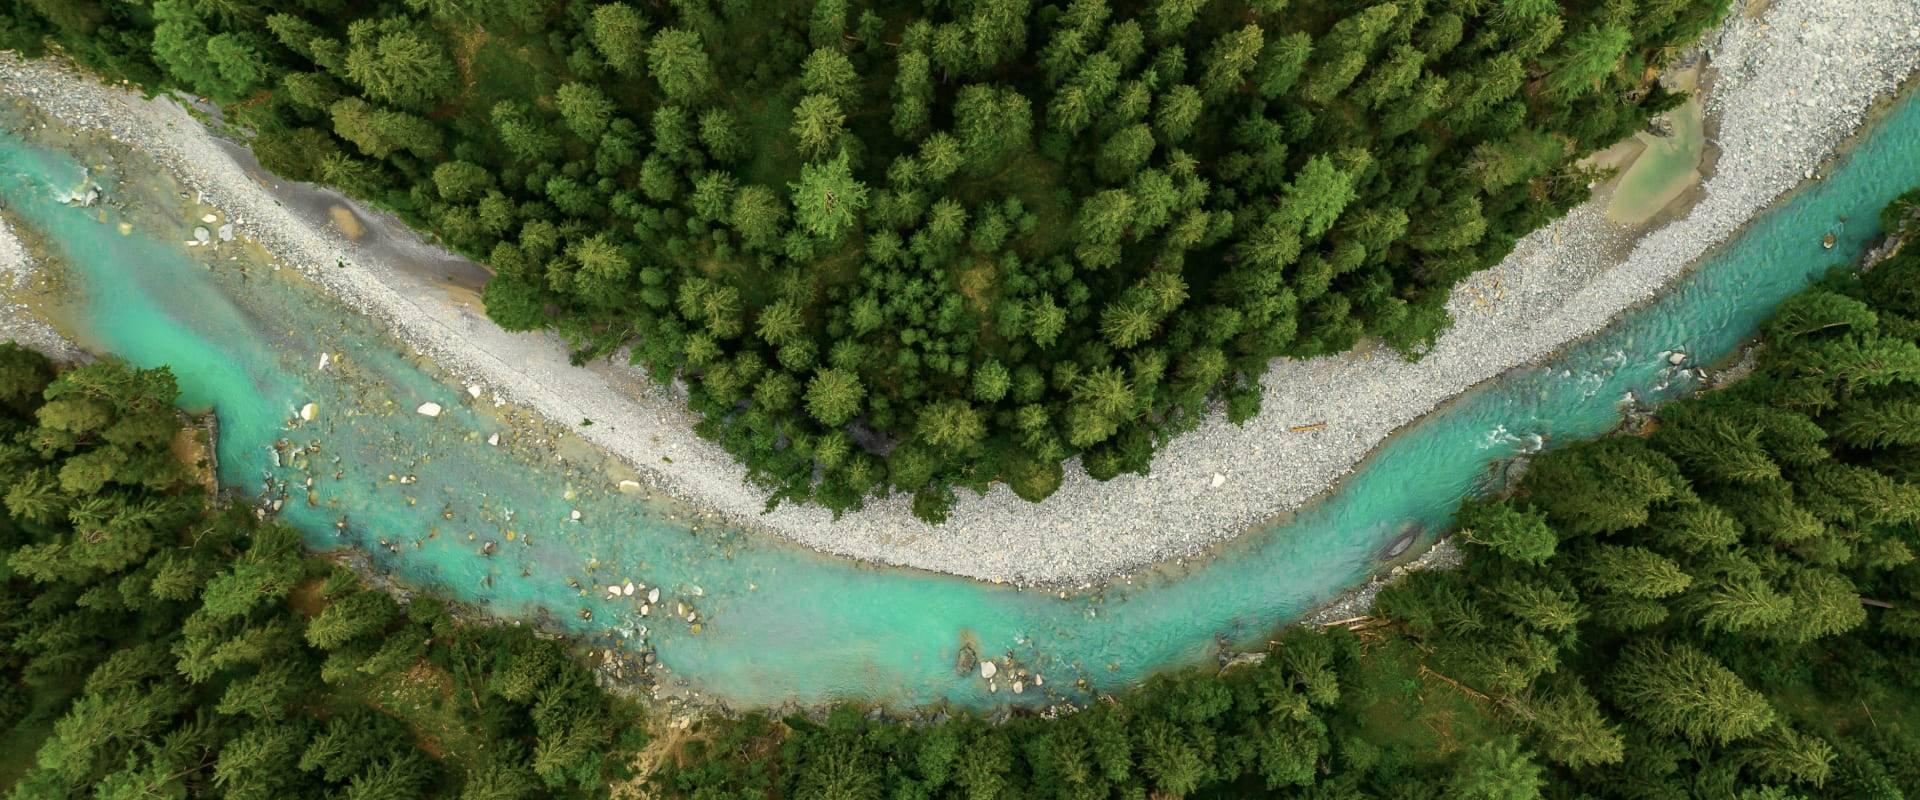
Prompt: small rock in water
<box><xmin>487</xmin><ymin>433</ymin><xmax>500</xmax><ymax>446</ymax></box>
<box><xmin>1012</xmin><ymin>681</ymin><xmax>1024</xmax><ymax>694</ymax></box>
<box><xmin>640</xmin><ymin>604</ymin><xmax>651</xmax><ymax>616</ymax></box>
<box><xmin>980</xmin><ymin>661</ymin><xmax>998</xmax><ymax>679</ymax></box>
<box><xmin>192</xmin><ymin>227</ymin><xmax>210</xmax><ymax>244</ymax></box>
<box><xmin>623</xmin><ymin>581</ymin><xmax>635</xmax><ymax>596</ymax></box>
<box><xmin>299</xmin><ymin>402</ymin><xmax>317</xmax><ymax>422</ymax></box>
<box><xmin>200</xmin><ymin>213</ymin><xmax>217</xmax><ymax>224</ymax></box>
<box><xmin>647</xmin><ymin>587</ymin><xmax>660</xmax><ymax>603</ymax></box>
<box><xmin>317</xmin><ymin>352</ymin><xmax>331</xmax><ymax>371</ymax></box>
<box><xmin>1667</xmin><ymin>351</ymin><xmax>1687</xmax><ymax>366</ymax></box>
<box><xmin>467</xmin><ymin>384</ymin><xmax>482</xmax><ymax>399</ymax></box>
<box><xmin>570</xmin><ymin>509</ymin><xmax>582</xmax><ymax>521</ymax></box>
<box><xmin>618</xmin><ymin>480</ymin><xmax>641</xmax><ymax>492</ymax></box>
<box><xmin>217</xmin><ymin>223</ymin><xmax>233</xmax><ymax>241</ymax></box>
<box><xmin>416</xmin><ymin>402</ymin><xmax>443</xmax><ymax>417</ymax></box>
<box><xmin>955</xmin><ymin>645</ymin><xmax>978</xmax><ymax>676</ymax></box>
<box><xmin>1210</xmin><ymin>472</ymin><xmax>1226</xmax><ymax>488</ymax></box>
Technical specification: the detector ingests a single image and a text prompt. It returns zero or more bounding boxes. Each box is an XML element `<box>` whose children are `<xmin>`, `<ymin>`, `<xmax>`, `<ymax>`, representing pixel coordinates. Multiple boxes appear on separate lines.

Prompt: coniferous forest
<box><xmin>0</xmin><ymin>346</ymin><xmax>645</xmax><ymax>797</ymax></box>
<box><xmin>6</xmin><ymin>193</ymin><xmax>1920</xmax><ymax>798</ymax></box>
<box><xmin>0</xmin><ymin>0</ymin><xmax>1729</xmax><ymax>519</ymax></box>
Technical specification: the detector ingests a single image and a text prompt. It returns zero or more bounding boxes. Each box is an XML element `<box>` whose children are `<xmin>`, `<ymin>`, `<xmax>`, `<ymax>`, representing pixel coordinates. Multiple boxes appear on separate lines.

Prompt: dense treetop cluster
<box><xmin>0</xmin><ymin>346</ymin><xmax>644</xmax><ymax>798</ymax></box>
<box><xmin>4</xmin><ymin>197</ymin><xmax>1920</xmax><ymax>798</ymax></box>
<box><xmin>2</xmin><ymin>0</ymin><xmax>1726</xmax><ymax>519</ymax></box>
<box><xmin>651</xmin><ymin>193</ymin><xmax>1920</xmax><ymax>798</ymax></box>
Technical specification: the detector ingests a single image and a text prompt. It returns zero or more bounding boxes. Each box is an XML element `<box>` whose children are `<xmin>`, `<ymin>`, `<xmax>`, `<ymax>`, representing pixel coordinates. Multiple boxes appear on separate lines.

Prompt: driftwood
<box><xmin>1289</xmin><ymin>421</ymin><xmax>1328</xmax><ymax>433</ymax></box>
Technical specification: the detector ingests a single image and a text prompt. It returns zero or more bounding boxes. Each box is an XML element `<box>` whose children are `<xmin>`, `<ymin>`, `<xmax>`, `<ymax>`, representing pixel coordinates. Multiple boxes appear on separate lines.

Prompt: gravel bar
<box><xmin>2</xmin><ymin>0</ymin><xmax>1916</xmax><ymax>586</ymax></box>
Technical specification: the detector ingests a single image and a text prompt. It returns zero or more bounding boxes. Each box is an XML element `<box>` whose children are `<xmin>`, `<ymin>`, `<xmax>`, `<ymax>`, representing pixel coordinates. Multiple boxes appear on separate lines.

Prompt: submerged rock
<box><xmin>1667</xmin><ymin>351</ymin><xmax>1687</xmax><ymax>366</ymax></box>
<box><xmin>299</xmin><ymin>402</ymin><xmax>317</xmax><ymax>422</ymax></box>
<box><xmin>980</xmin><ymin>660</ymin><xmax>998</xmax><ymax>679</ymax></box>
<box><xmin>416</xmin><ymin>402</ymin><xmax>443</xmax><ymax>417</ymax></box>
<box><xmin>953</xmin><ymin>646</ymin><xmax>977</xmax><ymax>675</ymax></box>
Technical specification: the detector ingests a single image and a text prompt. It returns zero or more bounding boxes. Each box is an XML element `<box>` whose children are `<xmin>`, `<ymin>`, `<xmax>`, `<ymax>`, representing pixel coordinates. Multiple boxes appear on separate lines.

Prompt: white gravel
<box><xmin>1</xmin><ymin>0</ymin><xmax>1915</xmax><ymax>586</ymax></box>
<box><xmin>0</xmin><ymin>216</ymin><xmax>83</xmax><ymax>361</ymax></box>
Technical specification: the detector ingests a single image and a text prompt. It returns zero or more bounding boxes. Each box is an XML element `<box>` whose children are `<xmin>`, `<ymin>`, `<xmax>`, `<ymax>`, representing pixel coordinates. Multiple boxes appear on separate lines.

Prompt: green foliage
<box><xmin>0</xmin><ymin>353</ymin><xmax>643</xmax><ymax>799</ymax></box>
<box><xmin>3</xmin><ymin>0</ymin><xmax>1729</xmax><ymax>526</ymax></box>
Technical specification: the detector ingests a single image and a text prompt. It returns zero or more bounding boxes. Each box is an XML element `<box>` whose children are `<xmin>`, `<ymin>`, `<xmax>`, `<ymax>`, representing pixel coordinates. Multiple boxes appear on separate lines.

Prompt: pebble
<box><xmin>1</xmin><ymin>0</ymin><xmax>1911</xmax><ymax>590</ymax></box>
<box><xmin>416</xmin><ymin>402</ymin><xmax>442</xmax><ymax>417</ymax></box>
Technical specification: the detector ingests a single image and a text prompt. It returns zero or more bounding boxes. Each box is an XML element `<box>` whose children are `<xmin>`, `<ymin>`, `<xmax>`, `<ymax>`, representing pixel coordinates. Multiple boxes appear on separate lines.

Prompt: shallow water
<box><xmin>2</xmin><ymin>92</ymin><xmax>1917</xmax><ymax>708</ymax></box>
<box><xmin>1609</xmin><ymin>95</ymin><xmax>1707</xmax><ymax>224</ymax></box>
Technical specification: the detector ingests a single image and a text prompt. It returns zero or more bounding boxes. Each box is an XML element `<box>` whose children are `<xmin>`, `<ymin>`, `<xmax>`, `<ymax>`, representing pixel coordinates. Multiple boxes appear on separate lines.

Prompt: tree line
<box><xmin>646</xmin><ymin>192</ymin><xmax>1920</xmax><ymax>798</ymax></box>
<box><xmin>4</xmin><ymin>192</ymin><xmax>1920</xmax><ymax>799</ymax></box>
<box><xmin>0</xmin><ymin>345</ymin><xmax>645</xmax><ymax>798</ymax></box>
<box><xmin>1</xmin><ymin>0</ymin><xmax>1729</xmax><ymax>521</ymax></box>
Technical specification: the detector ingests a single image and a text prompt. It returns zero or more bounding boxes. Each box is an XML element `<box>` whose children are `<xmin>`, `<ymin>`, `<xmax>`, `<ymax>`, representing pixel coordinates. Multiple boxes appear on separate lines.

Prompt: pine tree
<box><xmin>800</xmin><ymin>47</ymin><xmax>858</xmax><ymax>103</ymax></box>
<box><xmin>1609</xmin><ymin>640</ymin><xmax>1775</xmax><ymax>746</ymax></box>
<box><xmin>588</xmin><ymin>3</ymin><xmax>649</xmax><ymax>77</ymax></box>
<box><xmin>790</xmin><ymin>93</ymin><xmax>846</xmax><ymax>161</ymax></box>
<box><xmin>342</xmin><ymin>18</ymin><xmax>455</xmax><ymax>110</ymax></box>
<box><xmin>647</xmin><ymin>28</ymin><xmax>712</xmax><ymax>102</ymax></box>
<box><xmin>805</xmin><ymin>368</ymin><xmax>865</xmax><ymax>427</ymax></box>
<box><xmin>1199</xmin><ymin>24</ymin><xmax>1264</xmax><ymax>99</ymax></box>
<box><xmin>731</xmin><ymin>185</ymin><xmax>789</xmax><ymax>249</ymax></box>
<box><xmin>1300</xmin><ymin>4</ymin><xmax>1399</xmax><ymax>105</ymax></box>
<box><xmin>1545</xmin><ymin>24</ymin><xmax>1630</xmax><ymax>99</ymax></box>
<box><xmin>1580</xmin><ymin>545</ymin><xmax>1692</xmax><ymax>599</ymax></box>
<box><xmin>1445</xmin><ymin>735</ymin><xmax>1545</xmax><ymax>800</ymax></box>
<box><xmin>1827</xmin><ymin>398</ymin><xmax>1920</xmax><ymax>448</ymax></box>
<box><xmin>789</xmin><ymin>152</ymin><xmax>868</xmax><ymax>240</ymax></box>
<box><xmin>1456</xmin><ymin>500</ymin><xmax>1558</xmax><ymax>565</ymax></box>
<box><xmin>554</xmin><ymin>82</ymin><xmax>615</xmax><ymax>140</ymax></box>
<box><xmin>1526</xmin><ymin>679</ymin><xmax>1625</xmax><ymax>768</ymax></box>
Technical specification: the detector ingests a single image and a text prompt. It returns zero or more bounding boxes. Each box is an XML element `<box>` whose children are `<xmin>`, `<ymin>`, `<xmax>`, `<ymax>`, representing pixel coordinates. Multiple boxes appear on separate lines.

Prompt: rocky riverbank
<box><xmin>2</xmin><ymin>0</ymin><xmax>1917</xmax><ymax>586</ymax></box>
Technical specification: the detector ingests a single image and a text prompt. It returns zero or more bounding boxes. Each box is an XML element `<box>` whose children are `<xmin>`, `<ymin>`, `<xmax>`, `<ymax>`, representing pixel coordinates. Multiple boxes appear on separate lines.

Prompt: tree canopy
<box><xmin>0</xmin><ymin>0</ymin><xmax>1730</xmax><ymax>521</ymax></box>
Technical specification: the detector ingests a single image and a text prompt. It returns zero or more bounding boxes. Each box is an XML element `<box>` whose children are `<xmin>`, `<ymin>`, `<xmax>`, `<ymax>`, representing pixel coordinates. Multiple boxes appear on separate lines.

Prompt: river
<box><xmin>2</xmin><ymin>90</ymin><xmax>1918</xmax><ymax>709</ymax></box>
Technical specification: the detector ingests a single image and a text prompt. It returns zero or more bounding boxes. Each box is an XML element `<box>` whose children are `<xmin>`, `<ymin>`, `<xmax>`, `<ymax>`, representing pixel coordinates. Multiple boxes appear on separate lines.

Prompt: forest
<box><xmin>643</xmin><ymin>193</ymin><xmax>1920</xmax><ymax>796</ymax></box>
<box><xmin>6</xmin><ymin>193</ymin><xmax>1920</xmax><ymax>799</ymax></box>
<box><xmin>0</xmin><ymin>346</ymin><xmax>645</xmax><ymax>797</ymax></box>
<box><xmin>0</xmin><ymin>0</ymin><xmax>1730</xmax><ymax>520</ymax></box>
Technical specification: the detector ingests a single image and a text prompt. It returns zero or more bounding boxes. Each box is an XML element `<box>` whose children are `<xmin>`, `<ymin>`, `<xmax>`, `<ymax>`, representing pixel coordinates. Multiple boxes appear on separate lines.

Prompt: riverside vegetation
<box><xmin>0</xmin><ymin>348</ymin><xmax>646</xmax><ymax>796</ymax></box>
<box><xmin>0</xmin><ymin>0</ymin><xmax>1729</xmax><ymax>521</ymax></box>
<box><xmin>7</xmin><ymin>192</ymin><xmax>1920</xmax><ymax>798</ymax></box>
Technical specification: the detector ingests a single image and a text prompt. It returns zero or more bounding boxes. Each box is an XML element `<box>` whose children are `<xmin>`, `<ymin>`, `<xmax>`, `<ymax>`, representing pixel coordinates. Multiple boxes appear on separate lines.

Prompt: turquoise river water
<box><xmin>2</xmin><ymin>93</ymin><xmax>1918</xmax><ymax>708</ymax></box>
